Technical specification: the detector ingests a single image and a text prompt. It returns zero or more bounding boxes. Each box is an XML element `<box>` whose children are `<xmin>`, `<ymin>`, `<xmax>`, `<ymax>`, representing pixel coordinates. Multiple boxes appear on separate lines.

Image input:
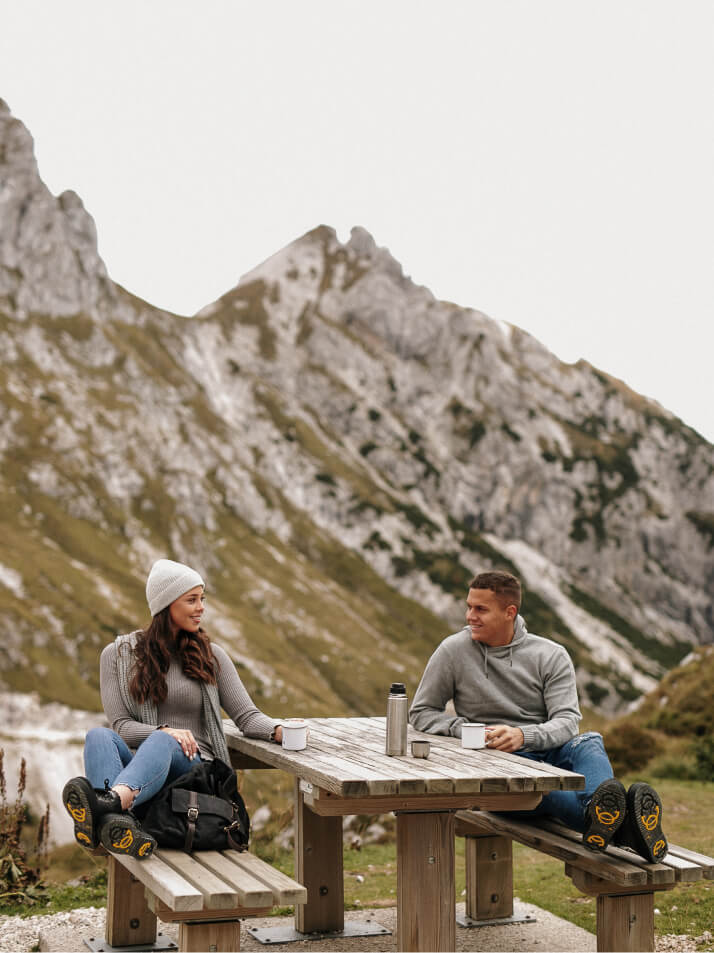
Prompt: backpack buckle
<box><xmin>187</xmin><ymin>807</ymin><xmax>199</xmax><ymax>822</ymax></box>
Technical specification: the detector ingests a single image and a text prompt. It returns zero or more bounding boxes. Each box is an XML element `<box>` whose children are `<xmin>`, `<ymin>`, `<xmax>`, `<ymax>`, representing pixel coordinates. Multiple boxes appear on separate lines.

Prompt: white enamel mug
<box><xmin>281</xmin><ymin>718</ymin><xmax>309</xmax><ymax>751</ymax></box>
<box><xmin>461</xmin><ymin>722</ymin><xmax>487</xmax><ymax>749</ymax></box>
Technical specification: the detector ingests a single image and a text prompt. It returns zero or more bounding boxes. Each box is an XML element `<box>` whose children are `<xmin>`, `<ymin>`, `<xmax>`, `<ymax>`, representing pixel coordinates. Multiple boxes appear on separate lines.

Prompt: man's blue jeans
<box><xmin>505</xmin><ymin>731</ymin><xmax>614</xmax><ymax>831</ymax></box>
<box><xmin>83</xmin><ymin>727</ymin><xmax>199</xmax><ymax>808</ymax></box>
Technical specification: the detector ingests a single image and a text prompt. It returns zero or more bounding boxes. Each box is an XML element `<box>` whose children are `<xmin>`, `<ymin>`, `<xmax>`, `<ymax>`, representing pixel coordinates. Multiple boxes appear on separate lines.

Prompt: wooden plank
<box><xmin>535</xmin><ymin>819</ymin><xmax>675</xmax><ymax>885</ymax></box>
<box><xmin>149</xmin><ymin>897</ymin><xmax>271</xmax><ymax>921</ymax></box>
<box><xmin>566</xmin><ymin>865</ymin><xmax>674</xmax><ymax>898</ymax></box>
<box><xmin>224</xmin><ymin>722</ymin><xmax>374</xmax><ymax>797</ymax></box>
<box><xmin>193</xmin><ymin>851</ymin><xmax>275</xmax><ymax>906</ymax></box>
<box><xmin>361</xmin><ymin>717</ymin><xmax>522</xmax><ymax>792</ymax></box>
<box><xmin>464</xmin><ymin>835</ymin><xmax>513</xmax><ymax>921</ymax></box>
<box><xmin>155</xmin><ymin>849</ymin><xmax>239</xmax><ymax>909</ymax></box>
<box><xmin>455</xmin><ymin>810</ymin><xmax>647</xmax><ymax>886</ymax></box>
<box><xmin>667</xmin><ymin>844</ymin><xmax>714</xmax><ymax>876</ymax></box>
<box><xmin>114</xmin><ymin>854</ymin><xmax>204</xmax><ymax>912</ymax></box>
<box><xmin>367</xmin><ymin>715</ymin><xmax>583</xmax><ymax>791</ymax></box>
<box><xmin>314</xmin><ymin>720</ymin><xmax>457</xmax><ymax>794</ymax></box>
<box><xmin>220</xmin><ymin>850</ymin><xmax>307</xmax><ymax>904</ymax></box>
<box><xmin>397</xmin><ymin>811</ymin><xmax>455</xmax><ymax>951</ymax></box>
<box><xmin>481</xmin><ymin>746</ymin><xmax>585</xmax><ymax>790</ymax></box>
<box><xmin>659</xmin><ymin>852</ymin><xmax>703</xmax><ymax>882</ymax></box>
<box><xmin>307</xmin><ymin>791</ymin><xmax>542</xmax><ymax>816</ymax></box>
<box><xmin>226</xmin><ymin>716</ymin><xmax>581</xmax><ymax>796</ymax></box>
<box><xmin>304</xmin><ymin>734</ymin><xmax>423</xmax><ymax>795</ymax></box>
<box><xmin>106</xmin><ymin>856</ymin><xmax>157</xmax><ymax>947</ymax></box>
<box><xmin>178</xmin><ymin>920</ymin><xmax>240</xmax><ymax>952</ymax></box>
<box><xmin>597</xmin><ymin>891</ymin><xmax>654</xmax><ymax>952</ymax></box>
<box><xmin>295</xmin><ymin>779</ymin><xmax>344</xmax><ymax>934</ymax></box>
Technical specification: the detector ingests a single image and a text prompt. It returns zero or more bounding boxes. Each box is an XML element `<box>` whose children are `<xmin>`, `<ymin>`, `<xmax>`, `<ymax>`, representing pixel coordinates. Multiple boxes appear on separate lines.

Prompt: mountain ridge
<box><xmin>1</xmin><ymin>99</ymin><xmax>712</xmax><ymax>734</ymax></box>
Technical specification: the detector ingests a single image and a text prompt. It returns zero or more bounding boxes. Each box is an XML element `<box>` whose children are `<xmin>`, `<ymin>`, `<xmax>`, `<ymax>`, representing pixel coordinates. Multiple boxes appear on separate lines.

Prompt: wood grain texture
<box><xmin>455</xmin><ymin>810</ymin><xmax>648</xmax><ymax>885</ymax></box>
<box><xmin>596</xmin><ymin>892</ymin><xmax>654</xmax><ymax>953</ymax></box>
<box><xmin>190</xmin><ymin>851</ymin><xmax>274</xmax><ymax>906</ymax></box>
<box><xmin>306</xmin><ymin>790</ymin><xmax>542</xmax><ymax>816</ymax></box>
<box><xmin>221</xmin><ymin>849</ymin><xmax>307</xmax><ymax>904</ymax></box>
<box><xmin>397</xmin><ymin>811</ymin><xmax>455</xmax><ymax>952</ymax></box>
<box><xmin>106</xmin><ymin>856</ymin><xmax>157</xmax><ymax>947</ymax></box>
<box><xmin>464</xmin><ymin>834</ymin><xmax>514</xmax><ymax>921</ymax></box>
<box><xmin>156</xmin><ymin>850</ymin><xmax>239</xmax><ymax>909</ymax></box>
<box><xmin>114</xmin><ymin>853</ymin><xmax>204</xmax><ymax>911</ymax></box>
<box><xmin>178</xmin><ymin>919</ymin><xmax>240</xmax><ymax>953</ymax></box>
<box><xmin>224</xmin><ymin>716</ymin><xmax>584</xmax><ymax>796</ymax></box>
<box><xmin>295</xmin><ymin>779</ymin><xmax>344</xmax><ymax>934</ymax></box>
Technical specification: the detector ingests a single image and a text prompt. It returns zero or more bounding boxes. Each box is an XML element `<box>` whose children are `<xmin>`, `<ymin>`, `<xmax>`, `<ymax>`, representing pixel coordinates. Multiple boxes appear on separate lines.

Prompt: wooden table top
<box><xmin>224</xmin><ymin>716</ymin><xmax>584</xmax><ymax>799</ymax></box>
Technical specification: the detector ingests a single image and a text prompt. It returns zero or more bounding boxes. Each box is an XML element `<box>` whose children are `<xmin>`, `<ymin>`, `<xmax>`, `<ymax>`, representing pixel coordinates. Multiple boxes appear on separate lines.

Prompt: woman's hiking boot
<box><xmin>99</xmin><ymin>813</ymin><xmax>156</xmax><ymax>860</ymax></box>
<box><xmin>583</xmin><ymin>778</ymin><xmax>627</xmax><ymax>851</ymax></box>
<box><xmin>615</xmin><ymin>782</ymin><xmax>668</xmax><ymax>862</ymax></box>
<box><xmin>62</xmin><ymin>777</ymin><xmax>121</xmax><ymax>850</ymax></box>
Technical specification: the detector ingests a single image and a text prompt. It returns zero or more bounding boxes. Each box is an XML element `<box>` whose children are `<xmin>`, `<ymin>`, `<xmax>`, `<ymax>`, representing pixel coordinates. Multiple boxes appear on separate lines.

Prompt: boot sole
<box><xmin>628</xmin><ymin>783</ymin><xmax>668</xmax><ymax>861</ymax></box>
<box><xmin>100</xmin><ymin>813</ymin><xmax>156</xmax><ymax>860</ymax></box>
<box><xmin>62</xmin><ymin>778</ymin><xmax>99</xmax><ymax>850</ymax></box>
<box><xmin>583</xmin><ymin>779</ymin><xmax>627</xmax><ymax>852</ymax></box>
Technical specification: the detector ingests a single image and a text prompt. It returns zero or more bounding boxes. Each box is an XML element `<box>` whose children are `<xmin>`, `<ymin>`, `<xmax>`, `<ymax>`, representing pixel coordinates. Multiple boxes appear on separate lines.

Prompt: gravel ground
<box><xmin>1</xmin><ymin>903</ymin><xmax>710</xmax><ymax>953</ymax></box>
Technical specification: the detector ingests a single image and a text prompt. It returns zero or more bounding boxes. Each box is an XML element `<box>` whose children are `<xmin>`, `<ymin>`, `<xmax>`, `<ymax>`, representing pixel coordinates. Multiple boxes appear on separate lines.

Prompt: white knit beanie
<box><xmin>146</xmin><ymin>559</ymin><xmax>205</xmax><ymax>617</ymax></box>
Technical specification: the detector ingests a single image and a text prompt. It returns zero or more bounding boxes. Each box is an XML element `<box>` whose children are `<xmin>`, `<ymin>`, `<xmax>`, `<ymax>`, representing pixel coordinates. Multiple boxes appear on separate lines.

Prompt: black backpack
<box><xmin>136</xmin><ymin>758</ymin><xmax>250</xmax><ymax>852</ymax></box>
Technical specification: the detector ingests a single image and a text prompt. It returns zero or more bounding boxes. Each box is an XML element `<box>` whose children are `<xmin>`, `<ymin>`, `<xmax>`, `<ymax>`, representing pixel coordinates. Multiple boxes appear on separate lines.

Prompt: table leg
<box><xmin>294</xmin><ymin>778</ymin><xmax>345</xmax><ymax>934</ymax></box>
<box><xmin>396</xmin><ymin>811</ymin><xmax>455</xmax><ymax>952</ymax></box>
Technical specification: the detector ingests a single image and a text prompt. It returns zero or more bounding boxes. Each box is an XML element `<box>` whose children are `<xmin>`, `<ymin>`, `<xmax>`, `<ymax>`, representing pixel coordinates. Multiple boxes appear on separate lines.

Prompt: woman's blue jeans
<box><xmin>83</xmin><ymin>727</ymin><xmax>199</xmax><ymax>808</ymax></box>
<box><xmin>504</xmin><ymin>731</ymin><xmax>615</xmax><ymax>831</ymax></box>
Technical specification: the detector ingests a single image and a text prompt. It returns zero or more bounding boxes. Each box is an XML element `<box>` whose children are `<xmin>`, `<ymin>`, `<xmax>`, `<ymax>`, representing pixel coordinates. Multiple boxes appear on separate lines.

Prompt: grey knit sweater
<box><xmin>409</xmin><ymin>615</ymin><xmax>581</xmax><ymax>751</ymax></box>
<box><xmin>100</xmin><ymin>638</ymin><xmax>277</xmax><ymax>759</ymax></box>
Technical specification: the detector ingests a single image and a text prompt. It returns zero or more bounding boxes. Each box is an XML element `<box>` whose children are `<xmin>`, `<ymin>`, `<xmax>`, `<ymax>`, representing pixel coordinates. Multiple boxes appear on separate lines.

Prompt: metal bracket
<box><xmin>246</xmin><ymin>918</ymin><xmax>391</xmax><ymax>945</ymax></box>
<box><xmin>457</xmin><ymin>902</ymin><xmax>537</xmax><ymax>929</ymax></box>
<box><xmin>84</xmin><ymin>931</ymin><xmax>178</xmax><ymax>952</ymax></box>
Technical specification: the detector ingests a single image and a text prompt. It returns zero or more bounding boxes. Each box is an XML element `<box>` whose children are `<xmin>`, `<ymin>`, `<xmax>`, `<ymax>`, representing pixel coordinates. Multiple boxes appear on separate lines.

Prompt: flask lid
<box><xmin>389</xmin><ymin>682</ymin><xmax>406</xmax><ymax>694</ymax></box>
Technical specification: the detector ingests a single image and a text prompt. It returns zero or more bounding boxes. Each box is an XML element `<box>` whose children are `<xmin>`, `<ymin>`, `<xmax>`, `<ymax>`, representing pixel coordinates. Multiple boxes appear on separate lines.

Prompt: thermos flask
<box><xmin>385</xmin><ymin>682</ymin><xmax>408</xmax><ymax>756</ymax></box>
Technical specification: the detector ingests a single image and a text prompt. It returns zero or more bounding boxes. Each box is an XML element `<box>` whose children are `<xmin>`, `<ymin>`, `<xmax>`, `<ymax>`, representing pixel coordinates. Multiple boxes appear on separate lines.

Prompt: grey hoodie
<box><xmin>409</xmin><ymin>615</ymin><xmax>581</xmax><ymax>751</ymax></box>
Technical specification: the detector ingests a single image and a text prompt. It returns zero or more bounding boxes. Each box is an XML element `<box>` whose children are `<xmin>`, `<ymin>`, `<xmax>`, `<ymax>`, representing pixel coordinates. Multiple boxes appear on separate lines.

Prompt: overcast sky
<box><xmin>2</xmin><ymin>1</ymin><xmax>712</xmax><ymax>442</ymax></box>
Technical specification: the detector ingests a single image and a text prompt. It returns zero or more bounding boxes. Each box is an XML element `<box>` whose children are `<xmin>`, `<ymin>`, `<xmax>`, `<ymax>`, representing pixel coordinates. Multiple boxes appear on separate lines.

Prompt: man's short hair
<box><xmin>468</xmin><ymin>571</ymin><xmax>522</xmax><ymax>610</ymax></box>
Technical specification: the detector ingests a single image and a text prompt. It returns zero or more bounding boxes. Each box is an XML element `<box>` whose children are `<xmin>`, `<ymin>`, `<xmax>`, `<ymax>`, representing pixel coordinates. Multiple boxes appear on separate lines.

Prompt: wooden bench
<box><xmin>455</xmin><ymin>809</ymin><xmax>714</xmax><ymax>953</ymax></box>
<box><xmin>89</xmin><ymin>848</ymin><xmax>307</xmax><ymax>953</ymax></box>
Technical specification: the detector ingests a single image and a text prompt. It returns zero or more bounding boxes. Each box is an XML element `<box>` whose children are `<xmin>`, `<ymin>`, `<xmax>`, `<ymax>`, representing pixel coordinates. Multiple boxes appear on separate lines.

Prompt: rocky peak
<box><xmin>0</xmin><ymin>99</ymin><xmax>115</xmax><ymax>320</ymax></box>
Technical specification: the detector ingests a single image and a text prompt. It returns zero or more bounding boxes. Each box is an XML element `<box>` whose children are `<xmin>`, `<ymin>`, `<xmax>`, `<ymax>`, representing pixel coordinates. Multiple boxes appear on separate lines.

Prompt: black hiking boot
<box><xmin>582</xmin><ymin>778</ymin><xmax>627</xmax><ymax>852</ymax></box>
<box><xmin>615</xmin><ymin>782</ymin><xmax>668</xmax><ymax>862</ymax></box>
<box><xmin>99</xmin><ymin>813</ymin><xmax>156</xmax><ymax>860</ymax></box>
<box><xmin>62</xmin><ymin>777</ymin><xmax>121</xmax><ymax>850</ymax></box>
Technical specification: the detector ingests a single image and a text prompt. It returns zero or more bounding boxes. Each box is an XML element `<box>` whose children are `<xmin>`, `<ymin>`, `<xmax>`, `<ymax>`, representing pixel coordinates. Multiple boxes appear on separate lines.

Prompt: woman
<box><xmin>63</xmin><ymin>558</ymin><xmax>283</xmax><ymax>860</ymax></box>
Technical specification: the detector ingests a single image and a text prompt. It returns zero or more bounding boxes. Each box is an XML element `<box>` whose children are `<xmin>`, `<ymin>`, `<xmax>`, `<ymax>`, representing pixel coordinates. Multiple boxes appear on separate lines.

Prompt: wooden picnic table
<box><xmin>225</xmin><ymin>716</ymin><xmax>584</xmax><ymax>952</ymax></box>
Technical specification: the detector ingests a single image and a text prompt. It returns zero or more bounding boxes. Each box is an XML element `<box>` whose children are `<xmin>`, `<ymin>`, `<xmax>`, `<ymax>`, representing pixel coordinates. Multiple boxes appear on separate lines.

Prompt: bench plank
<box><xmin>667</xmin><ymin>845</ymin><xmax>714</xmax><ymax>877</ymax></box>
<box><xmin>455</xmin><ymin>810</ymin><xmax>647</xmax><ymax>885</ymax></box>
<box><xmin>222</xmin><ymin>850</ymin><xmax>307</xmax><ymax>904</ymax></box>
<box><xmin>156</xmin><ymin>849</ymin><xmax>239</xmax><ymax>909</ymax></box>
<box><xmin>535</xmin><ymin>818</ymin><xmax>675</xmax><ymax>884</ymax></box>
<box><xmin>115</xmin><ymin>854</ymin><xmax>204</xmax><ymax>912</ymax></box>
<box><xmin>193</xmin><ymin>850</ymin><xmax>275</xmax><ymax>906</ymax></box>
<box><xmin>658</xmin><ymin>852</ymin><xmax>704</xmax><ymax>882</ymax></box>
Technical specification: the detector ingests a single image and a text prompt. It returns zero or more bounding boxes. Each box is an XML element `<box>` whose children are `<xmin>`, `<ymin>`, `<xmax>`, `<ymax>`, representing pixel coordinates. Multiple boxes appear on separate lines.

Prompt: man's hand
<box><xmin>485</xmin><ymin>724</ymin><xmax>524</xmax><ymax>752</ymax></box>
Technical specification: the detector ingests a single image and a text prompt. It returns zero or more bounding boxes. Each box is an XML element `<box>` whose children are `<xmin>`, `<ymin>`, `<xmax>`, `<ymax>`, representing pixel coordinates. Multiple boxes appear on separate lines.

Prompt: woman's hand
<box><xmin>273</xmin><ymin>725</ymin><xmax>283</xmax><ymax>744</ymax></box>
<box><xmin>160</xmin><ymin>726</ymin><xmax>199</xmax><ymax>759</ymax></box>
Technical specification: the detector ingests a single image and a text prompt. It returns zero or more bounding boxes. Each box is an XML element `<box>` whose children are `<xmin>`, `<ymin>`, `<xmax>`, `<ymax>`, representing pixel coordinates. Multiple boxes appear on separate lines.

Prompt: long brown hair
<box><xmin>129</xmin><ymin>607</ymin><xmax>218</xmax><ymax>705</ymax></box>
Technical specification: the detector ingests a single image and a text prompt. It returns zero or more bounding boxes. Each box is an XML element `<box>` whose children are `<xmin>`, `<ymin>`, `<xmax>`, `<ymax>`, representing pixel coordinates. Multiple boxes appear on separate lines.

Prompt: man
<box><xmin>409</xmin><ymin>570</ymin><xmax>667</xmax><ymax>862</ymax></box>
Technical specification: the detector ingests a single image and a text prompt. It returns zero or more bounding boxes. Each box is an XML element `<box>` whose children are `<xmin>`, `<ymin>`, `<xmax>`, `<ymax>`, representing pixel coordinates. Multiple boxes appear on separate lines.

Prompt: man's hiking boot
<box><xmin>62</xmin><ymin>777</ymin><xmax>121</xmax><ymax>850</ymax></box>
<box><xmin>99</xmin><ymin>813</ymin><xmax>156</xmax><ymax>860</ymax></box>
<box><xmin>615</xmin><ymin>782</ymin><xmax>668</xmax><ymax>862</ymax></box>
<box><xmin>583</xmin><ymin>778</ymin><xmax>627</xmax><ymax>851</ymax></box>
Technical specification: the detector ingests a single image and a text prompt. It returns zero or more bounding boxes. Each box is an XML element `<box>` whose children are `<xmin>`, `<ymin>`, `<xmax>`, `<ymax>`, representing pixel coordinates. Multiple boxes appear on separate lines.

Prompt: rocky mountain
<box><xmin>1</xmin><ymin>96</ymin><xmax>713</xmax><ymax>745</ymax></box>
